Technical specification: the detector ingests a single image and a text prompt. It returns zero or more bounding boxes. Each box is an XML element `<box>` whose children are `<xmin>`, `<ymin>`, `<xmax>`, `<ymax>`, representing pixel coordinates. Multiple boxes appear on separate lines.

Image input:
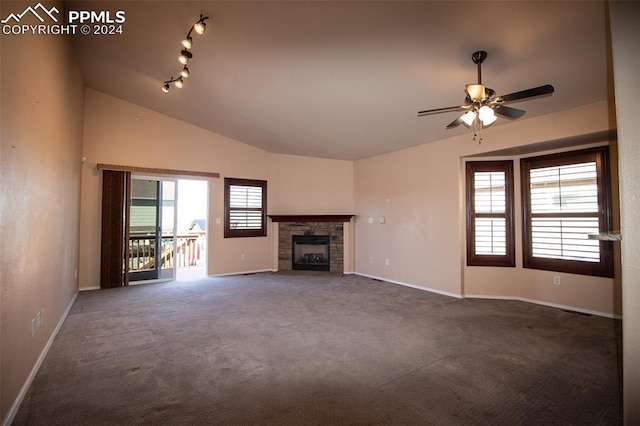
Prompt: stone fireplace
<box><xmin>269</xmin><ymin>215</ymin><xmax>354</xmax><ymax>274</ymax></box>
<box><xmin>292</xmin><ymin>235</ymin><xmax>330</xmax><ymax>271</ymax></box>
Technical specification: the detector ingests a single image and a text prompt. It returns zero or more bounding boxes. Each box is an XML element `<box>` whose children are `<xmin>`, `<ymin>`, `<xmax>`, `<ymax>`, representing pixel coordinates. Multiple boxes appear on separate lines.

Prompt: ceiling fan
<box><xmin>417</xmin><ymin>50</ymin><xmax>554</xmax><ymax>131</ymax></box>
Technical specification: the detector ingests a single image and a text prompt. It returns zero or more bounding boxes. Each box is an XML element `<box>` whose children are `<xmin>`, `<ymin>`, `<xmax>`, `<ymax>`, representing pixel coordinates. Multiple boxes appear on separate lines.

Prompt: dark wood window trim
<box><xmin>521</xmin><ymin>146</ymin><xmax>613</xmax><ymax>277</ymax></box>
<box><xmin>224</xmin><ymin>177</ymin><xmax>267</xmax><ymax>238</ymax></box>
<box><xmin>466</xmin><ymin>161</ymin><xmax>515</xmax><ymax>267</ymax></box>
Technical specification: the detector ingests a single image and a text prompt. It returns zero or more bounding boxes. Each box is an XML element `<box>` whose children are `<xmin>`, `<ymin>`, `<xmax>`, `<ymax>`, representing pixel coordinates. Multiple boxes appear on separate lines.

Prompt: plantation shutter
<box><xmin>224</xmin><ymin>178</ymin><xmax>267</xmax><ymax>238</ymax></box>
<box><xmin>529</xmin><ymin>162</ymin><xmax>600</xmax><ymax>262</ymax></box>
<box><xmin>228</xmin><ymin>185</ymin><xmax>264</xmax><ymax>230</ymax></box>
<box><xmin>521</xmin><ymin>147</ymin><xmax>613</xmax><ymax>277</ymax></box>
<box><xmin>466</xmin><ymin>161</ymin><xmax>515</xmax><ymax>267</ymax></box>
<box><xmin>474</xmin><ymin>171</ymin><xmax>507</xmax><ymax>255</ymax></box>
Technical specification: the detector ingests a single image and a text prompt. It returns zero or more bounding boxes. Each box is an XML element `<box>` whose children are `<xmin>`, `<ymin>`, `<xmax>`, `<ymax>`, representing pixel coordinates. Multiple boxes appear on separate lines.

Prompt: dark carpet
<box><xmin>13</xmin><ymin>273</ymin><xmax>622</xmax><ymax>425</ymax></box>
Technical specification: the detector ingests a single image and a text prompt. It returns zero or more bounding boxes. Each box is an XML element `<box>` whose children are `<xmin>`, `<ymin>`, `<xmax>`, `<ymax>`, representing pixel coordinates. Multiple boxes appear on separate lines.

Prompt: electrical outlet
<box><xmin>367</xmin><ymin>217</ymin><xmax>374</xmax><ymax>224</ymax></box>
<box><xmin>553</xmin><ymin>275</ymin><xmax>561</xmax><ymax>285</ymax></box>
<box><xmin>385</xmin><ymin>258</ymin><xmax>390</xmax><ymax>266</ymax></box>
<box><xmin>240</xmin><ymin>254</ymin><xmax>246</xmax><ymax>261</ymax></box>
<box><xmin>369</xmin><ymin>256</ymin><xmax>374</xmax><ymax>264</ymax></box>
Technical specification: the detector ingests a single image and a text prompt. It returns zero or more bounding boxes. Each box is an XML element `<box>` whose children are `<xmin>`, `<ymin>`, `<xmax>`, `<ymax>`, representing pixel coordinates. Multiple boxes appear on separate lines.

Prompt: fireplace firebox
<box><xmin>292</xmin><ymin>235</ymin><xmax>330</xmax><ymax>271</ymax></box>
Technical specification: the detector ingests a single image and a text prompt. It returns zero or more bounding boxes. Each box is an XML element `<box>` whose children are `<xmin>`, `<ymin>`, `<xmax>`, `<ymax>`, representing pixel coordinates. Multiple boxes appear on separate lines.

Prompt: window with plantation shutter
<box><xmin>466</xmin><ymin>161</ymin><xmax>515</xmax><ymax>267</ymax></box>
<box><xmin>521</xmin><ymin>147</ymin><xmax>613</xmax><ymax>277</ymax></box>
<box><xmin>224</xmin><ymin>178</ymin><xmax>267</xmax><ymax>238</ymax></box>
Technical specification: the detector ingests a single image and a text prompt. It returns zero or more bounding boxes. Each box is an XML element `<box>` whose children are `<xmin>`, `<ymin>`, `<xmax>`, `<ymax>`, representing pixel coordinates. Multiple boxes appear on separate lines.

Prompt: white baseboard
<box><xmin>465</xmin><ymin>294</ymin><xmax>621</xmax><ymax>319</ymax></box>
<box><xmin>79</xmin><ymin>285</ymin><xmax>100</xmax><ymax>291</ymax></box>
<box><xmin>353</xmin><ymin>274</ymin><xmax>619</xmax><ymax>319</ymax></box>
<box><xmin>354</xmin><ymin>273</ymin><xmax>463</xmax><ymax>299</ymax></box>
<box><xmin>270</xmin><ymin>269</ymin><xmax>356</xmax><ymax>275</ymax></box>
<box><xmin>2</xmin><ymin>291</ymin><xmax>78</xmax><ymax>426</ymax></box>
<box><xmin>210</xmin><ymin>269</ymin><xmax>274</xmax><ymax>277</ymax></box>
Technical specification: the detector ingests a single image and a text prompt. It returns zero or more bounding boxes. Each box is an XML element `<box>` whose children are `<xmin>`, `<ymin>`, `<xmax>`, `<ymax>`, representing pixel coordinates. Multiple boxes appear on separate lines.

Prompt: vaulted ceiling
<box><xmin>72</xmin><ymin>1</ymin><xmax>611</xmax><ymax>160</ymax></box>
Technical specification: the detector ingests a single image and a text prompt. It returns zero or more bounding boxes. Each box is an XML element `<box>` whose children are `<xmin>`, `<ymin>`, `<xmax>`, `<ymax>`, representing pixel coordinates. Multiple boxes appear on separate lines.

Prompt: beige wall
<box><xmin>609</xmin><ymin>2</ymin><xmax>640</xmax><ymax>423</ymax></box>
<box><xmin>354</xmin><ymin>101</ymin><xmax>620</xmax><ymax>316</ymax></box>
<box><xmin>268</xmin><ymin>153</ymin><xmax>353</xmax><ymax>215</ymax></box>
<box><xmin>79</xmin><ymin>90</ymin><xmax>355</xmax><ymax>287</ymax></box>
<box><xmin>0</xmin><ymin>1</ymin><xmax>85</xmax><ymax>421</ymax></box>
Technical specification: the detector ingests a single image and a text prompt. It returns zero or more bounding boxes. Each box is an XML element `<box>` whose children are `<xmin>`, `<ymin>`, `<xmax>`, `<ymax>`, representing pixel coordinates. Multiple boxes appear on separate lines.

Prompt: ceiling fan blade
<box><xmin>493</xmin><ymin>105</ymin><xmax>526</xmax><ymax>119</ymax></box>
<box><xmin>417</xmin><ymin>105</ymin><xmax>465</xmax><ymax>117</ymax></box>
<box><xmin>446</xmin><ymin>113</ymin><xmax>466</xmax><ymax>129</ymax></box>
<box><xmin>499</xmin><ymin>84</ymin><xmax>554</xmax><ymax>103</ymax></box>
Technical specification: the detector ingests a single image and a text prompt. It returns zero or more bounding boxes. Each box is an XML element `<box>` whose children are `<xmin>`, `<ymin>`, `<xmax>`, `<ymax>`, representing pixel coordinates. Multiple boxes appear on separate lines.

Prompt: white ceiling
<box><xmin>72</xmin><ymin>1</ymin><xmax>611</xmax><ymax>161</ymax></box>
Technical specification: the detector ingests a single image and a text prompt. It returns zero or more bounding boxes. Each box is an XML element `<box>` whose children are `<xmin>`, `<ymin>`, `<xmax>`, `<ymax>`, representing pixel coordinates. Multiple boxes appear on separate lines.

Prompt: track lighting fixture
<box><xmin>162</xmin><ymin>13</ymin><xmax>210</xmax><ymax>93</ymax></box>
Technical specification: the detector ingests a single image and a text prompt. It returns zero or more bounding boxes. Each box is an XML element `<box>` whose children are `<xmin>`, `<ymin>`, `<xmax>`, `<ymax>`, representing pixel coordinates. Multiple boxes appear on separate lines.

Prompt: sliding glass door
<box><xmin>128</xmin><ymin>177</ymin><xmax>177</xmax><ymax>282</ymax></box>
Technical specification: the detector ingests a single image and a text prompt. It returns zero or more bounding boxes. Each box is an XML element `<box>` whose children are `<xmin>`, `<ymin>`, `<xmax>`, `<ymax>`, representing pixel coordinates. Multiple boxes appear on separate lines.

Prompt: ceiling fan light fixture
<box><xmin>478</xmin><ymin>105</ymin><xmax>497</xmax><ymax>125</ymax></box>
<box><xmin>482</xmin><ymin>114</ymin><xmax>497</xmax><ymax>126</ymax></box>
<box><xmin>417</xmin><ymin>50</ymin><xmax>555</xmax><ymax>143</ymax></box>
<box><xmin>461</xmin><ymin>110</ymin><xmax>477</xmax><ymax>126</ymax></box>
<box><xmin>466</xmin><ymin>84</ymin><xmax>486</xmax><ymax>101</ymax></box>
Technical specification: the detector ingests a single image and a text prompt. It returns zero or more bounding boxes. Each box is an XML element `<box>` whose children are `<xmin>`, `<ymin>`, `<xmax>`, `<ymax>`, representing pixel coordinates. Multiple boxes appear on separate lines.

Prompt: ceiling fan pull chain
<box><xmin>472</xmin><ymin>116</ymin><xmax>478</xmax><ymax>143</ymax></box>
<box><xmin>473</xmin><ymin>118</ymin><xmax>483</xmax><ymax>144</ymax></box>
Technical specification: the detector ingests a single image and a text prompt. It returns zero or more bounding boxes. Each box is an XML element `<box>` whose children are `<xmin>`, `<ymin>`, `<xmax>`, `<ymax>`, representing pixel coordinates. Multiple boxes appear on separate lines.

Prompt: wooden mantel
<box><xmin>268</xmin><ymin>215</ymin><xmax>354</xmax><ymax>222</ymax></box>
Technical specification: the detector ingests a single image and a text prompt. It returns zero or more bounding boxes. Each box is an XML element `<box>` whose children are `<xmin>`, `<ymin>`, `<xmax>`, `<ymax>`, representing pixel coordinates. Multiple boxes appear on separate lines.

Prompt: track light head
<box><xmin>194</xmin><ymin>14</ymin><xmax>209</xmax><ymax>35</ymax></box>
<box><xmin>162</xmin><ymin>82</ymin><xmax>170</xmax><ymax>93</ymax></box>
<box><xmin>180</xmin><ymin>66</ymin><xmax>190</xmax><ymax>79</ymax></box>
<box><xmin>175</xmin><ymin>77</ymin><xmax>184</xmax><ymax>89</ymax></box>
<box><xmin>178</xmin><ymin>49</ymin><xmax>192</xmax><ymax>65</ymax></box>
<box><xmin>182</xmin><ymin>36</ymin><xmax>193</xmax><ymax>49</ymax></box>
<box><xmin>194</xmin><ymin>21</ymin><xmax>206</xmax><ymax>35</ymax></box>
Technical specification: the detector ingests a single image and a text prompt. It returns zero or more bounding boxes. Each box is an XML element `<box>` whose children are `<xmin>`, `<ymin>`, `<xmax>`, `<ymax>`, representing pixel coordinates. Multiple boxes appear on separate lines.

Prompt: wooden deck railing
<box><xmin>128</xmin><ymin>235</ymin><xmax>200</xmax><ymax>271</ymax></box>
